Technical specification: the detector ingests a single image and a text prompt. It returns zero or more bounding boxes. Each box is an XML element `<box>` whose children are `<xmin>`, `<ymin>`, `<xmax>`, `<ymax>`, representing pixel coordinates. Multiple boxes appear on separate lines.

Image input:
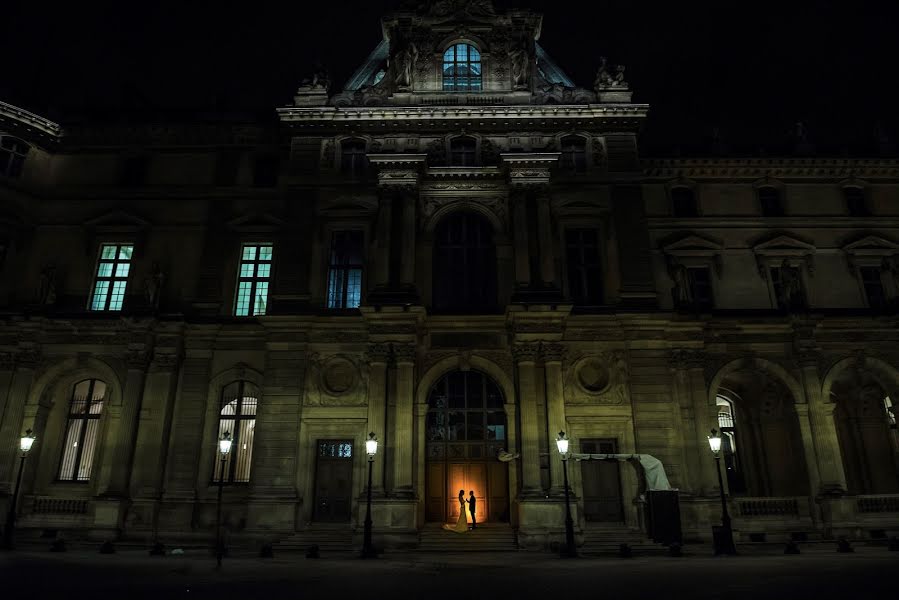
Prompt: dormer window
<box><xmin>443</xmin><ymin>43</ymin><xmax>482</xmax><ymax>92</ymax></box>
<box><xmin>560</xmin><ymin>136</ymin><xmax>587</xmax><ymax>173</ymax></box>
<box><xmin>0</xmin><ymin>135</ymin><xmax>29</xmax><ymax>178</ymax></box>
<box><xmin>450</xmin><ymin>137</ymin><xmax>478</xmax><ymax>166</ymax></box>
<box><xmin>340</xmin><ymin>138</ymin><xmax>368</xmax><ymax>178</ymax></box>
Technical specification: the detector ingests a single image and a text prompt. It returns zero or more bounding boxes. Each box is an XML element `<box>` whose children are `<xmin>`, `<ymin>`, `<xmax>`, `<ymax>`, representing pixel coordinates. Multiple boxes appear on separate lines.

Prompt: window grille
<box><xmin>90</xmin><ymin>243</ymin><xmax>133</xmax><ymax>312</ymax></box>
<box><xmin>58</xmin><ymin>379</ymin><xmax>106</xmax><ymax>482</ymax></box>
<box><xmin>234</xmin><ymin>244</ymin><xmax>273</xmax><ymax>316</ymax></box>
<box><xmin>0</xmin><ymin>136</ymin><xmax>29</xmax><ymax>178</ymax></box>
<box><xmin>443</xmin><ymin>44</ymin><xmax>482</xmax><ymax>92</ymax></box>
<box><xmin>327</xmin><ymin>231</ymin><xmax>364</xmax><ymax>309</ymax></box>
<box><xmin>215</xmin><ymin>381</ymin><xmax>258</xmax><ymax>483</ymax></box>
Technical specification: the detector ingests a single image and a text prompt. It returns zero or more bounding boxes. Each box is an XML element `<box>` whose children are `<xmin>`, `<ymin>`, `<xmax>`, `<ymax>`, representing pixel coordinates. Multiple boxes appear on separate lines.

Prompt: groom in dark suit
<box><xmin>467</xmin><ymin>491</ymin><xmax>477</xmax><ymax>529</ymax></box>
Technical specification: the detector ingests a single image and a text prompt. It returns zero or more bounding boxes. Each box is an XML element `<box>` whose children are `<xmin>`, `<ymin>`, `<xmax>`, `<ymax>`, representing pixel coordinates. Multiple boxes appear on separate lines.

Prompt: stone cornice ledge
<box><xmin>643</xmin><ymin>158</ymin><xmax>899</xmax><ymax>179</ymax></box>
<box><xmin>277</xmin><ymin>104</ymin><xmax>649</xmax><ymax>123</ymax></box>
<box><xmin>0</xmin><ymin>100</ymin><xmax>63</xmax><ymax>139</ymax></box>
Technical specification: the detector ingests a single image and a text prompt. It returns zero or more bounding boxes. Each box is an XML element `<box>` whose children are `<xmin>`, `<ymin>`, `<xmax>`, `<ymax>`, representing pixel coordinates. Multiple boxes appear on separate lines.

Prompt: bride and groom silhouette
<box><xmin>443</xmin><ymin>489</ymin><xmax>477</xmax><ymax>532</ymax></box>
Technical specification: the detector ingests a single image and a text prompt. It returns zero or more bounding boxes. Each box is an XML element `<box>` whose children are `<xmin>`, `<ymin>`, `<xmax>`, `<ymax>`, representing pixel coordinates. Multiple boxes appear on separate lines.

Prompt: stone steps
<box><xmin>579</xmin><ymin>524</ymin><xmax>669</xmax><ymax>556</ymax></box>
<box><xmin>417</xmin><ymin>524</ymin><xmax>518</xmax><ymax>553</ymax></box>
<box><xmin>275</xmin><ymin>526</ymin><xmax>356</xmax><ymax>555</ymax></box>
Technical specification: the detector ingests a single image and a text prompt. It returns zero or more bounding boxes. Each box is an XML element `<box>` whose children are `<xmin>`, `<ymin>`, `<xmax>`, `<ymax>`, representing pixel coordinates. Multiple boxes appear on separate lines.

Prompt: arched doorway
<box><xmin>831</xmin><ymin>367</ymin><xmax>899</xmax><ymax>494</ymax></box>
<box><xmin>714</xmin><ymin>370</ymin><xmax>810</xmax><ymax>497</ymax></box>
<box><xmin>425</xmin><ymin>370</ymin><xmax>509</xmax><ymax>523</ymax></box>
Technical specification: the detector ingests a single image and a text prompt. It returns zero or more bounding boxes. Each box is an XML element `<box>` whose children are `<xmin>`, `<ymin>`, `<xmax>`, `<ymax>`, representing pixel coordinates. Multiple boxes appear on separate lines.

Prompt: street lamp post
<box><xmin>708</xmin><ymin>428</ymin><xmax>737</xmax><ymax>555</ymax></box>
<box><xmin>2</xmin><ymin>430</ymin><xmax>36</xmax><ymax>550</ymax></box>
<box><xmin>362</xmin><ymin>432</ymin><xmax>378</xmax><ymax>559</ymax></box>
<box><xmin>215</xmin><ymin>431</ymin><xmax>233</xmax><ymax>569</ymax></box>
<box><xmin>555</xmin><ymin>431</ymin><xmax>577</xmax><ymax>558</ymax></box>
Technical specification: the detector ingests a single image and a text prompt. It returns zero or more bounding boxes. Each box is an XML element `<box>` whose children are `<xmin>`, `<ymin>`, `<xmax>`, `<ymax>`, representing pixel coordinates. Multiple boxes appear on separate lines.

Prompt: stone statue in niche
<box><xmin>509</xmin><ymin>33</ymin><xmax>533</xmax><ymax>90</ymax></box>
<box><xmin>392</xmin><ymin>31</ymin><xmax>419</xmax><ymax>90</ymax></box>
<box><xmin>39</xmin><ymin>265</ymin><xmax>57</xmax><ymax>305</ymax></box>
<box><xmin>777</xmin><ymin>259</ymin><xmax>803</xmax><ymax>310</ymax></box>
<box><xmin>594</xmin><ymin>57</ymin><xmax>628</xmax><ymax>92</ymax></box>
<box><xmin>667</xmin><ymin>257</ymin><xmax>693</xmax><ymax>308</ymax></box>
<box><xmin>144</xmin><ymin>262</ymin><xmax>165</xmax><ymax>310</ymax></box>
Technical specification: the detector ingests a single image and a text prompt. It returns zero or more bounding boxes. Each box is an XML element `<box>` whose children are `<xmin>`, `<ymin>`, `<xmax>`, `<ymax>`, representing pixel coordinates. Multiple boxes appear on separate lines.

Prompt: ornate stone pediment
<box><xmin>753</xmin><ymin>234</ymin><xmax>816</xmax><ymax>278</ymax></box>
<box><xmin>842</xmin><ymin>235</ymin><xmax>899</xmax><ymax>259</ymax></box>
<box><xmin>663</xmin><ymin>234</ymin><xmax>725</xmax><ymax>275</ymax></box>
<box><xmin>84</xmin><ymin>210</ymin><xmax>151</xmax><ymax>232</ymax></box>
<box><xmin>227</xmin><ymin>212</ymin><xmax>287</xmax><ymax>233</ymax></box>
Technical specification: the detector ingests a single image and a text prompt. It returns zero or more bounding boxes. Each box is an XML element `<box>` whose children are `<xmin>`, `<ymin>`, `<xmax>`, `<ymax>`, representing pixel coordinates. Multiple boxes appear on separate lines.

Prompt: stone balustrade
<box><xmin>31</xmin><ymin>497</ymin><xmax>90</xmax><ymax>515</ymax></box>
<box><xmin>856</xmin><ymin>494</ymin><xmax>899</xmax><ymax>514</ymax></box>
<box><xmin>735</xmin><ymin>496</ymin><xmax>804</xmax><ymax>518</ymax></box>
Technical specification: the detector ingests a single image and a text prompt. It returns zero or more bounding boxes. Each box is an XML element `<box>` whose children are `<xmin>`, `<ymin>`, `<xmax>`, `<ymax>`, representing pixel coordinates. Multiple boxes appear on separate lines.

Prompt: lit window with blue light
<box><xmin>90</xmin><ymin>243</ymin><xmax>133</xmax><ymax>311</ymax></box>
<box><xmin>443</xmin><ymin>43</ymin><xmax>482</xmax><ymax>92</ymax></box>
<box><xmin>234</xmin><ymin>243</ymin><xmax>273</xmax><ymax>316</ymax></box>
<box><xmin>327</xmin><ymin>231</ymin><xmax>364</xmax><ymax>309</ymax></box>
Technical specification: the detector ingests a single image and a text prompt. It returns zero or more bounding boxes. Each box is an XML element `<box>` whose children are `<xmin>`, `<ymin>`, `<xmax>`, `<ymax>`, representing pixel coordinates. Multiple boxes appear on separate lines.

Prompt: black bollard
<box><xmin>99</xmin><ymin>541</ymin><xmax>115</xmax><ymax>554</ymax></box>
<box><xmin>618</xmin><ymin>543</ymin><xmax>632</xmax><ymax>558</ymax></box>
<box><xmin>306</xmin><ymin>544</ymin><xmax>320</xmax><ymax>559</ymax></box>
<box><xmin>149</xmin><ymin>542</ymin><xmax>166</xmax><ymax>556</ymax></box>
<box><xmin>837</xmin><ymin>538</ymin><xmax>854</xmax><ymax>553</ymax></box>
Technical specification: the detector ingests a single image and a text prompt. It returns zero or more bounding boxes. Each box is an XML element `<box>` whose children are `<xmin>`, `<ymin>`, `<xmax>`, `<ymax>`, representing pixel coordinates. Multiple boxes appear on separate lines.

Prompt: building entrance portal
<box><xmin>313</xmin><ymin>440</ymin><xmax>354</xmax><ymax>522</ymax></box>
<box><xmin>425</xmin><ymin>370</ymin><xmax>509</xmax><ymax>524</ymax></box>
<box><xmin>580</xmin><ymin>439</ymin><xmax>624</xmax><ymax>522</ymax></box>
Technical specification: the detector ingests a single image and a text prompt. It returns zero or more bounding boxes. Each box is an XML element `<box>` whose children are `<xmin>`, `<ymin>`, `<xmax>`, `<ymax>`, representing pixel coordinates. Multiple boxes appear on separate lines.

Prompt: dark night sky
<box><xmin>3</xmin><ymin>0</ymin><xmax>898</xmax><ymax>155</ymax></box>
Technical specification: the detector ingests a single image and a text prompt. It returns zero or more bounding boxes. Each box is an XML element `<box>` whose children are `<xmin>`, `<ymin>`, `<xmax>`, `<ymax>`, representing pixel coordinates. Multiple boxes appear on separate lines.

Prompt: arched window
<box><xmin>560</xmin><ymin>136</ymin><xmax>587</xmax><ymax>173</ymax></box>
<box><xmin>340</xmin><ymin>138</ymin><xmax>368</xmax><ymax>178</ymax></box>
<box><xmin>443</xmin><ymin>43</ymin><xmax>482</xmax><ymax>92</ymax></box>
<box><xmin>58</xmin><ymin>379</ymin><xmax>107</xmax><ymax>482</ymax></box>
<box><xmin>671</xmin><ymin>187</ymin><xmax>698</xmax><ymax>217</ymax></box>
<box><xmin>449</xmin><ymin>137</ymin><xmax>478</xmax><ymax>166</ymax></box>
<box><xmin>0</xmin><ymin>135</ymin><xmax>29</xmax><ymax>178</ymax></box>
<box><xmin>758</xmin><ymin>186</ymin><xmax>784</xmax><ymax>217</ymax></box>
<box><xmin>216</xmin><ymin>381</ymin><xmax>259</xmax><ymax>483</ymax></box>
<box><xmin>433</xmin><ymin>211</ymin><xmax>496</xmax><ymax>312</ymax></box>
<box><xmin>716</xmin><ymin>395</ymin><xmax>744</xmax><ymax>494</ymax></box>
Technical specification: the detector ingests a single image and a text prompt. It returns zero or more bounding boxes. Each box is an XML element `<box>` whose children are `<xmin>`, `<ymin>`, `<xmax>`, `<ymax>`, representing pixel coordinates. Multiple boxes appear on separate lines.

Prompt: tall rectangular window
<box><xmin>327</xmin><ymin>231</ymin><xmax>364</xmax><ymax>309</ymax></box>
<box><xmin>860</xmin><ymin>266</ymin><xmax>887</xmax><ymax>309</ymax></box>
<box><xmin>566</xmin><ymin>228</ymin><xmax>604</xmax><ymax>305</ymax></box>
<box><xmin>235</xmin><ymin>244</ymin><xmax>273</xmax><ymax>316</ymax></box>
<box><xmin>90</xmin><ymin>243</ymin><xmax>133</xmax><ymax>312</ymax></box>
<box><xmin>687</xmin><ymin>266</ymin><xmax>714</xmax><ymax>310</ymax></box>
<box><xmin>770</xmin><ymin>265</ymin><xmax>806</xmax><ymax>310</ymax></box>
<box><xmin>216</xmin><ymin>381</ymin><xmax>258</xmax><ymax>484</ymax></box>
<box><xmin>58</xmin><ymin>379</ymin><xmax>106</xmax><ymax>482</ymax></box>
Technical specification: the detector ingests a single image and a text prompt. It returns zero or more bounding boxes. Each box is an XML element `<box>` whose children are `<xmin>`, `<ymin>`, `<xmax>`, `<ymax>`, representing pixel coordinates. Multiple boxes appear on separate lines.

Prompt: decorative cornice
<box><xmin>366</xmin><ymin>343</ymin><xmax>392</xmax><ymax>364</ymax></box>
<box><xmin>278</xmin><ymin>104</ymin><xmax>649</xmax><ymax>124</ymax></box>
<box><xmin>392</xmin><ymin>343</ymin><xmax>417</xmax><ymax>364</ymax></box>
<box><xmin>511</xmin><ymin>343</ymin><xmax>540</xmax><ymax>363</ymax></box>
<box><xmin>0</xmin><ymin>100</ymin><xmax>63</xmax><ymax>139</ymax></box>
<box><xmin>541</xmin><ymin>342</ymin><xmax>566</xmax><ymax>363</ymax></box>
<box><xmin>642</xmin><ymin>158</ymin><xmax>899</xmax><ymax>180</ymax></box>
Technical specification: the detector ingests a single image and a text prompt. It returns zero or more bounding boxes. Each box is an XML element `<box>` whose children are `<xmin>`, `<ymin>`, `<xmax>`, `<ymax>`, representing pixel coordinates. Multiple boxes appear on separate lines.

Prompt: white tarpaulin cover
<box><xmin>571</xmin><ymin>453</ymin><xmax>673</xmax><ymax>491</ymax></box>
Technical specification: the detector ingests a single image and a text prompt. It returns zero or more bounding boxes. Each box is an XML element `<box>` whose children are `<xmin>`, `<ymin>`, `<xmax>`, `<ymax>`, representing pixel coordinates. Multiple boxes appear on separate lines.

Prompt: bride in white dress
<box><xmin>443</xmin><ymin>489</ymin><xmax>469</xmax><ymax>533</ymax></box>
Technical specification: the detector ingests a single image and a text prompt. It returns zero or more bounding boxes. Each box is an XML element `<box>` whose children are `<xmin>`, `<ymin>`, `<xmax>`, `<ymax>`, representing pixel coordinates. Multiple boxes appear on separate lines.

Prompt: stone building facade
<box><xmin>1</xmin><ymin>1</ymin><xmax>897</xmax><ymax>550</ymax></box>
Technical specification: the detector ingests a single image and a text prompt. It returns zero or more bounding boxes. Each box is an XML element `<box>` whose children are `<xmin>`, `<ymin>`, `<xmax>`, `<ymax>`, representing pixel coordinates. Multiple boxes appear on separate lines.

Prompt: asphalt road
<box><xmin>1</xmin><ymin>548</ymin><xmax>896</xmax><ymax>600</ymax></box>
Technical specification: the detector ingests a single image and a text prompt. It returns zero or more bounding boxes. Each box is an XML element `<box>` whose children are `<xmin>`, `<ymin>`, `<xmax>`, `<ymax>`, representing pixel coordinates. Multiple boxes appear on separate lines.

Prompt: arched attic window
<box><xmin>340</xmin><ymin>138</ymin><xmax>368</xmax><ymax>178</ymax></box>
<box><xmin>443</xmin><ymin>43</ymin><xmax>482</xmax><ymax>92</ymax></box>
<box><xmin>0</xmin><ymin>135</ymin><xmax>30</xmax><ymax>178</ymax></box>
<box><xmin>560</xmin><ymin>136</ymin><xmax>587</xmax><ymax>173</ymax></box>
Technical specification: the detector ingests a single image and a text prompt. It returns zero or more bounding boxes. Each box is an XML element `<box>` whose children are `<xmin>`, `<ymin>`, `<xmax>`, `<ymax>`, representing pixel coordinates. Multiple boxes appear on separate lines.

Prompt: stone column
<box><xmin>103</xmin><ymin>347</ymin><xmax>149</xmax><ymax>496</ymax></box>
<box><xmin>511</xmin><ymin>191</ymin><xmax>531</xmax><ymax>289</ymax></box>
<box><xmin>799</xmin><ymin>362</ymin><xmax>847</xmax><ymax>493</ymax></box>
<box><xmin>536</xmin><ymin>195</ymin><xmax>556</xmax><ymax>287</ymax></box>
<box><xmin>0</xmin><ymin>349</ymin><xmax>38</xmax><ymax>492</ymax></box>
<box><xmin>366</xmin><ymin>344</ymin><xmax>390</xmax><ymax>494</ymax></box>
<box><xmin>686</xmin><ymin>355</ymin><xmax>718</xmax><ymax>495</ymax></box>
<box><xmin>542</xmin><ymin>343</ymin><xmax>567</xmax><ymax>494</ymax></box>
<box><xmin>513</xmin><ymin>344</ymin><xmax>541</xmax><ymax>495</ymax></box>
<box><xmin>391</xmin><ymin>344</ymin><xmax>415</xmax><ymax>496</ymax></box>
<box><xmin>793</xmin><ymin>403</ymin><xmax>823</xmax><ymax>496</ymax></box>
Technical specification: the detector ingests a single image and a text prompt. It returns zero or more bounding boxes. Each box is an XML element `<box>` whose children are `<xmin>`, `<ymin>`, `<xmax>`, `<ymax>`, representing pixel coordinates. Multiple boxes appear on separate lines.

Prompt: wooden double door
<box><xmin>579</xmin><ymin>439</ymin><xmax>624</xmax><ymax>523</ymax></box>
<box><xmin>427</xmin><ymin>461</ymin><xmax>509</xmax><ymax>524</ymax></box>
<box><xmin>313</xmin><ymin>440</ymin><xmax>354</xmax><ymax>522</ymax></box>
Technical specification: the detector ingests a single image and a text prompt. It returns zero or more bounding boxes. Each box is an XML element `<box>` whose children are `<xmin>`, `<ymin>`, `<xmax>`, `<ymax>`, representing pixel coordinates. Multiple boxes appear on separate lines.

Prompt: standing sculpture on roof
<box><xmin>510</xmin><ymin>32</ymin><xmax>533</xmax><ymax>90</ymax></box>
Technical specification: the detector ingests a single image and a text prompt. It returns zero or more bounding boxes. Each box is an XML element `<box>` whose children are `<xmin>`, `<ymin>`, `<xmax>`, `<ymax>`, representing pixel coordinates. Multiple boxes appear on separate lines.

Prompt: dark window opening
<box><xmin>758</xmin><ymin>187</ymin><xmax>784</xmax><ymax>217</ymax></box>
<box><xmin>860</xmin><ymin>266</ymin><xmax>887</xmax><ymax>310</ymax></box>
<box><xmin>340</xmin><ymin>139</ymin><xmax>368</xmax><ymax>178</ymax></box>
<box><xmin>252</xmin><ymin>155</ymin><xmax>280</xmax><ymax>187</ymax></box>
<box><xmin>215</xmin><ymin>150</ymin><xmax>241</xmax><ymax>186</ymax></box>
<box><xmin>432</xmin><ymin>212</ymin><xmax>496</xmax><ymax>312</ymax></box>
<box><xmin>845</xmin><ymin>187</ymin><xmax>870</xmax><ymax>217</ymax></box>
<box><xmin>687</xmin><ymin>267</ymin><xmax>714</xmax><ymax>310</ymax></box>
<box><xmin>560</xmin><ymin>136</ymin><xmax>587</xmax><ymax>173</ymax></box>
<box><xmin>771</xmin><ymin>265</ymin><xmax>806</xmax><ymax>310</ymax></box>
<box><xmin>671</xmin><ymin>187</ymin><xmax>699</xmax><ymax>217</ymax></box>
<box><xmin>565</xmin><ymin>228</ymin><xmax>604</xmax><ymax>305</ymax></box>
<box><xmin>327</xmin><ymin>230</ymin><xmax>364</xmax><ymax>309</ymax></box>
<box><xmin>119</xmin><ymin>155</ymin><xmax>149</xmax><ymax>187</ymax></box>
<box><xmin>0</xmin><ymin>136</ymin><xmax>29</xmax><ymax>178</ymax></box>
<box><xmin>450</xmin><ymin>137</ymin><xmax>478</xmax><ymax>166</ymax></box>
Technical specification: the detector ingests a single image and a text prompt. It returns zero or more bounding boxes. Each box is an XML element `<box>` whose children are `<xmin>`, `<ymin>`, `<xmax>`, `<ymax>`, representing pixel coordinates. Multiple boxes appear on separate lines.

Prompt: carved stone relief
<box><xmin>565</xmin><ymin>352</ymin><xmax>629</xmax><ymax>405</ymax></box>
<box><xmin>305</xmin><ymin>354</ymin><xmax>367</xmax><ymax>406</ymax></box>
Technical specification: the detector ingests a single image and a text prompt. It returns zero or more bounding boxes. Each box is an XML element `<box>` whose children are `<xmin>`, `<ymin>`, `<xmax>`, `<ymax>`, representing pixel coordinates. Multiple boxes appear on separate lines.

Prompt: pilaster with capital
<box><xmin>671</xmin><ymin>349</ymin><xmax>718</xmax><ymax>495</ymax></box>
<box><xmin>513</xmin><ymin>343</ymin><xmax>541</xmax><ymax>495</ymax></box>
<box><xmin>798</xmin><ymin>355</ymin><xmax>847</xmax><ymax>494</ymax></box>
<box><xmin>542</xmin><ymin>343</ymin><xmax>567</xmax><ymax>493</ymax></box>
<box><xmin>536</xmin><ymin>195</ymin><xmax>557</xmax><ymax>287</ymax></box>
<box><xmin>0</xmin><ymin>348</ymin><xmax>39</xmax><ymax>491</ymax></box>
<box><xmin>392</xmin><ymin>343</ymin><xmax>416</xmax><ymax>496</ymax></box>
<box><xmin>510</xmin><ymin>189</ymin><xmax>531</xmax><ymax>288</ymax></box>
<box><xmin>102</xmin><ymin>346</ymin><xmax>150</xmax><ymax>497</ymax></box>
<box><xmin>366</xmin><ymin>344</ymin><xmax>390</xmax><ymax>494</ymax></box>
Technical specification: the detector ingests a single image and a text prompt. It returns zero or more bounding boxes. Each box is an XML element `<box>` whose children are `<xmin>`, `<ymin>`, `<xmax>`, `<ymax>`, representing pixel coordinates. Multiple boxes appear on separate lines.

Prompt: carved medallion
<box><xmin>320</xmin><ymin>357</ymin><xmax>358</xmax><ymax>395</ymax></box>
